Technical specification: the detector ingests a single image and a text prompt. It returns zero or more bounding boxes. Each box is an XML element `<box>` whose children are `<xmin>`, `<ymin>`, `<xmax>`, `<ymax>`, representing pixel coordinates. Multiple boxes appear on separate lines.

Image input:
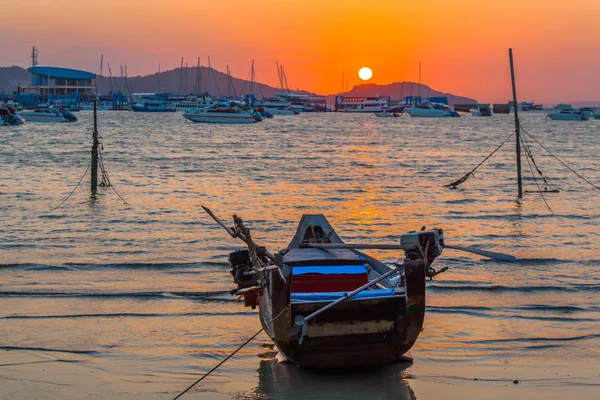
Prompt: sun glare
<box><xmin>358</xmin><ymin>67</ymin><xmax>373</xmax><ymax>81</ymax></box>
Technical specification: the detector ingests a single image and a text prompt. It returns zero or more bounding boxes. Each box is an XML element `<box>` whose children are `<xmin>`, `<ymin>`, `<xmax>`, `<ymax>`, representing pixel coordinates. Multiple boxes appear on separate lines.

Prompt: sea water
<box><xmin>0</xmin><ymin>111</ymin><xmax>598</xmax><ymax>399</ymax></box>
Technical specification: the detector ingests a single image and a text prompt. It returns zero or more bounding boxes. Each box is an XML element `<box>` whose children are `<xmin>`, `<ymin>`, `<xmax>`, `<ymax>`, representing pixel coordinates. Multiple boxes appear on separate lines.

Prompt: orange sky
<box><xmin>2</xmin><ymin>0</ymin><xmax>600</xmax><ymax>103</ymax></box>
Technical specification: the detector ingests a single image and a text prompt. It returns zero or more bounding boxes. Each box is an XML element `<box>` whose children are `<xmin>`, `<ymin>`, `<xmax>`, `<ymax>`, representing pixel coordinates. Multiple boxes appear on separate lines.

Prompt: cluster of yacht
<box><xmin>125</xmin><ymin>92</ymin><xmax>329</xmax><ymax>124</ymax></box>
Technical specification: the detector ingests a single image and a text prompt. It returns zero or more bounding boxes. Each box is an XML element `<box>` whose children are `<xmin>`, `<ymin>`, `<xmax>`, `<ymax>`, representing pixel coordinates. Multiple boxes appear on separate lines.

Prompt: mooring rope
<box><xmin>522</xmin><ymin>128</ymin><xmax>600</xmax><ymax>191</ymax></box>
<box><xmin>171</xmin><ymin>308</ymin><xmax>287</xmax><ymax>400</ymax></box>
<box><xmin>97</xmin><ymin>146</ymin><xmax>130</xmax><ymax>206</ymax></box>
<box><xmin>521</xmin><ymin>136</ymin><xmax>554</xmax><ymax>213</ymax></box>
<box><xmin>50</xmin><ymin>163</ymin><xmax>91</xmax><ymax>211</ymax></box>
<box><xmin>445</xmin><ymin>131</ymin><xmax>515</xmax><ymax>188</ymax></box>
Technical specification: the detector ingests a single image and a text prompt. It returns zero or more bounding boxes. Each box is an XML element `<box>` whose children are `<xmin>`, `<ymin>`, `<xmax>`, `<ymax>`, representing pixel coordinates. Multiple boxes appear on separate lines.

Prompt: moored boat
<box><xmin>470</xmin><ymin>104</ymin><xmax>493</xmax><ymax>117</ymax></box>
<box><xmin>374</xmin><ymin>112</ymin><xmax>400</xmax><ymax>118</ymax></box>
<box><xmin>547</xmin><ymin>108</ymin><xmax>589</xmax><ymax>121</ymax></box>
<box><xmin>204</xmin><ymin>209</ymin><xmax>446</xmax><ymax>369</ymax></box>
<box><xmin>183</xmin><ymin>103</ymin><xmax>262</xmax><ymax>124</ymax></box>
<box><xmin>17</xmin><ymin>107</ymin><xmax>77</xmax><ymax>122</ymax></box>
<box><xmin>0</xmin><ymin>105</ymin><xmax>25</xmax><ymax>125</ymax></box>
<box><xmin>406</xmin><ymin>103</ymin><xmax>460</xmax><ymax>117</ymax></box>
<box><xmin>131</xmin><ymin>99</ymin><xmax>175</xmax><ymax>112</ymax></box>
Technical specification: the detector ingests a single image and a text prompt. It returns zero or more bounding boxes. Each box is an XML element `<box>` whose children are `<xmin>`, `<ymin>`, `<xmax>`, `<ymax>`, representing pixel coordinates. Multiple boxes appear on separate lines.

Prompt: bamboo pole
<box><xmin>91</xmin><ymin>100</ymin><xmax>98</xmax><ymax>193</ymax></box>
<box><xmin>509</xmin><ymin>49</ymin><xmax>523</xmax><ymax>198</ymax></box>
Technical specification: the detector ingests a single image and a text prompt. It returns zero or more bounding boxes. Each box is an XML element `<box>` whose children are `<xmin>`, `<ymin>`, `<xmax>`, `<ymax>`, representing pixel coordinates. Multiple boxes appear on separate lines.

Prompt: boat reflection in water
<box><xmin>248</xmin><ymin>356</ymin><xmax>416</xmax><ymax>400</ymax></box>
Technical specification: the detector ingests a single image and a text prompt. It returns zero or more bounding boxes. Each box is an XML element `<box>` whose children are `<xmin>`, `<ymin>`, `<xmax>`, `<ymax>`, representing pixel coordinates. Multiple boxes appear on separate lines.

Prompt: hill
<box><xmin>329</xmin><ymin>82</ymin><xmax>478</xmax><ymax>105</ymax></box>
<box><xmin>97</xmin><ymin>66</ymin><xmax>300</xmax><ymax>98</ymax></box>
<box><xmin>0</xmin><ymin>66</ymin><xmax>31</xmax><ymax>94</ymax></box>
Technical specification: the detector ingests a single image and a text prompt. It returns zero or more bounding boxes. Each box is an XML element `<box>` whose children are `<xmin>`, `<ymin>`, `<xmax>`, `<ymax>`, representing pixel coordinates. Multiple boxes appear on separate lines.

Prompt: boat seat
<box><xmin>291</xmin><ymin>264</ymin><xmax>369</xmax><ymax>293</ymax></box>
<box><xmin>291</xmin><ymin>288</ymin><xmax>396</xmax><ymax>303</ymax></box>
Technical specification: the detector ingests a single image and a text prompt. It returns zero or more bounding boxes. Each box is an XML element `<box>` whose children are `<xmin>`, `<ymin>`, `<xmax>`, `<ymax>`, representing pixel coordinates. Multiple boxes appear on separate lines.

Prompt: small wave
<box><xmin>0</xmin><ymin>345</ymin><xmax>97</xmax><ymax>355</ymax></box>
<box><xmin>469</xmin><ymin>333</ymin><xmax>600</xmax><ymax>345</ymax></box>
<box><xmin>0</xmin><ymin>262</ymin><xmax>222</xmax><ymax>271</ymax></box>
<box><xmin>1</xmin><ymin>310</ymin><xmax>254</xmax><ymax>320</ymax></box>
<box><xmin>428</xmin><ymin>283</ymin><xmax>600</xmax><ymax>293</ymax></box>
<box><xmin>0</xmin><ymin>290</ymin><xmax>233</xmax><ymax>301</ymax></box>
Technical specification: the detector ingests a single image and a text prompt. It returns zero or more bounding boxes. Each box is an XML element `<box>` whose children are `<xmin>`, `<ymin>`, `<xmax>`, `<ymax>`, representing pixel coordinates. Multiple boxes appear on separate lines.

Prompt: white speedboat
<box><xmin>547</xmin><ymin>109</ymin><xmax>589</xmax><ymax>121</ymax></box>
<box><xmin>183</xmin><ymin>104</ymin><xmax>262</xmax><ymax>124</ymax></box>
<box><xmin>406</xmin><ymin>103</ymin><xmax>460</xmax><ymax>117</ymax></box>
<box><xmin>17</xmin><ymin>108</ymin><xmax>71</xmax><ymax>122</ymax></box>
<box><xmin>470</xmin><ymin>104</ymin><xmax>493</xmax><ymax>117</ymax></box>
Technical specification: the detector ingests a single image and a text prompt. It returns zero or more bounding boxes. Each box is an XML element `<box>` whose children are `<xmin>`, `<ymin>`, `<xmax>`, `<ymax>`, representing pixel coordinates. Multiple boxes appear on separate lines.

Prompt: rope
<box><xmin>521</xmin><ymin>136</ymin><xmax>554</xmax><ymax>214</ymax></box>
<box><xmin>171</xmin><ymin>308</ymin><xmax>287</xmax><ymax>400</ymax></box>
<box><xmin>97</xmin><ymin>146</ymin><xmax>130</xmax><ymax>206</ymax></box>
<box><xmin>445</xmin><ymin>131</ymin><xmax>515</xmax><ymax>188</ymax></box>
<box><xmin>522</xmin><ymin>128</ymin><xmax>600</xmax><ymax>191</ymax></box>
<box><xmin>50</xmin><ymin>163</ymin><xmax>90</xmax><ymax>211</ymax></box>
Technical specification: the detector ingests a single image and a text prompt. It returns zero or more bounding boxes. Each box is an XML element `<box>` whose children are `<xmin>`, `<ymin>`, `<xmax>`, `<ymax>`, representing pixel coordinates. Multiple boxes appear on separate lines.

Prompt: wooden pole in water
<box><xmin>91</xmin><ymin>100</ymin><xmax>98</xmax><ymax>193</ymax></box>
<box><xmin>509</xmin><ymin>48</ymin><xmax>523</xmax><ymax>198</ymax></box>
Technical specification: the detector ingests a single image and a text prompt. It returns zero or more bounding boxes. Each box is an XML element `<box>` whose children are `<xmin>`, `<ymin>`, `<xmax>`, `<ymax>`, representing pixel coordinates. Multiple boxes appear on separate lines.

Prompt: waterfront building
<box><xmin>18</xmin><ymin>66</ymin><xmax>96</xmax><ymax>107</ymax></box>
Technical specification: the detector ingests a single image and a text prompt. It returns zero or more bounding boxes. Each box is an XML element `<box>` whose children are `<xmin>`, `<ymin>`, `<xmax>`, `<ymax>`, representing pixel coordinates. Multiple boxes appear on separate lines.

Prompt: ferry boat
<box><xmin>470</xmin><ymin>104</ymin><xmax>493</xmax><ymax>117</ymax></box>
<box><xmin>183</xmin><ymin>103</ymin><xmax>262</xmax><ymax>124</ymax></box>
<box><xmin>405</xmin><ymin>103</ymin><xmax>460</xmax><ymax>118</ymax></box>
<box><xmin>257</xmin><ymin>97</ymin><xmax>299</xmax><ymax>115</ymax></box>
<box><xmin>334</xmin><ymin>95</ymin><xmax>390</xmax><ymax>113</ymax></box>
<box><xmin>547</xmin><ymin>109</ymin><xmax>589</xmax><ymax>121</ymax></box>
<box><xmin>131</xmin><ymin>99</ymin><xmax>175</xmax><ymax>112</ymax></box>
<box><xmin>172</xmin><ymin>96</ymin><xmax>217</xmax><ymax>112</ymax></box>
<box><xmin>553</xmin><ymin>103</ymin><xmax>573</xmax><ymax>111</ymax></box>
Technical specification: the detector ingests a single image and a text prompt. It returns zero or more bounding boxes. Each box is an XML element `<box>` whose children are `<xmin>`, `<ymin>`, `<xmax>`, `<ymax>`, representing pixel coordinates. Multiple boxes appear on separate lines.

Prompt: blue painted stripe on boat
<box><xmin>291</xmin><ymin>288</ymin><xmax>395</xmax><ymax>302</ymax></box>
<box><xmin>292</xmin><ymin>265</ymin><xmax>368</xmax><ymax>275</ymax></box>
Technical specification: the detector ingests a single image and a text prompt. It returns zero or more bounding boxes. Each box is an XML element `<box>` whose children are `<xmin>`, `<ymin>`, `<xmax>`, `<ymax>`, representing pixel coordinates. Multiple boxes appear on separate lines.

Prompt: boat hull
<box><xmin>17</xmin><ymin>113</ymin><xmax>66</xmax><ymax>122</ymax></box>
<box><xmin>183</xmin><ymin>113</ymin><xmax>257</xmax><ymax>124</ymax></box>
<box><xmin>131</xmin><ymin>108</ymin><xmax>175</xmax><ymax>112</ymax></box>
<box><xmin>547</xmin><ymin>112</ymin><xmax>588</xmax><ymax>121</ymax></box>
<box><xmin>259</xmin><ymin>259</ymin><xmax>426</xmax><ymax>370</ymax></box>
<box><xmin>263</xmin><ymin>108</ymin><xmax>297</xmax><ymax>115</ymax></box>
<box><xmin>406</xmin><ymin>108</ymin><xmax>452</xmax><ymax>117</ymax></box>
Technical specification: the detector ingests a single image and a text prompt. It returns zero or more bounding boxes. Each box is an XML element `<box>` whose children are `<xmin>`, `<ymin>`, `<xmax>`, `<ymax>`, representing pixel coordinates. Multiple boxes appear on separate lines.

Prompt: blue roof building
<box><xmin>18</xmin><ymin>66</ymin><xmax>96</xmax><ymax>104</ymax></box>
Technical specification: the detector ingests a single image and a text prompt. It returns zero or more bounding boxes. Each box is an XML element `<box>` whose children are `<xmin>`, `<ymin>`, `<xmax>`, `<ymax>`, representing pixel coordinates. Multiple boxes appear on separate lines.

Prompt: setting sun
<box><xmin>358</xmin><ymin>67</ymin><xmax>373</xmax><ymax>81</ymax></box>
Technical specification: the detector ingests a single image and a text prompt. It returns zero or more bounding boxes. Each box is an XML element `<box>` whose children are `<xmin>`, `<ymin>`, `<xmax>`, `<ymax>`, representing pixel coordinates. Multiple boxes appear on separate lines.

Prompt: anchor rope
<box><xmin>97</xmin><ymin>145</ymin><xmax>130</xmax><ymax>206</ymax></box>
<box><xmin>521</xmin><ymin>136</ymin><xmax>554</xmax><ymax>214</ymax></box>
<box><xmin>50</xmin><ymin>163</ymin><xmax>90</xmax><ymax>211</ymax></box>
<box><xmin>522</xmin><ymin>128</ymin><xmax>600</xmax><ymax>191</ymax></box>
<box><xmin>445</xmin><ymin>131</ymin><xmax>515</xmax><ymax>188</ymax></box>
<box><xmin>171</xmin><ymin>308</ymin><xmax>287</xmax><ymax>400</ymax></box>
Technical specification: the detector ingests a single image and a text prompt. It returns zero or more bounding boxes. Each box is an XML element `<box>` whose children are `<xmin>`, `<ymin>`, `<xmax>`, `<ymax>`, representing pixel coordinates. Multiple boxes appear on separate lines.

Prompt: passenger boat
<box><xmin>172</xmin><ymin>96</ymin><xmax>216</xmax><ymax>112</ymax></box>
<box><xmin>405</xmin><ymin>103</ymin><xmax>460</xmax><ymax>117</ymax></box>
<box><xmin>131</xmin><ymin>99</ymin><xmax>175</xmax><ymax>112</ymax></box>
<box><xmin>17</xmin><ymin>107</ymin><xmax>77</xmax><ymax>122</ymax></box>
<box><xmin>547</xmin><ymin>109</ymin><xmax>589</xmax><ymax>121</ymax></box>
<box><xmin>183</xmin><ymin>103</ymin><xmax>262</xmax><ymax>124</ymax></box>
<box><xmin>470</xmin><ymin>104</ymin><xmax>493</xmax><ymax>117</ymax></box>
<box><xmin>204</xmin><ymin>208</ymin><xmax>446</xmax><ymax>369</ymax></box>
<box><xmin>593</xmin><ymin>110</ymin><xmax>600</xmax><ymax>119</ymax></box>
<box><xmin>579</xmin><ymin>107</ymin><xmax>598</xmax><ymax>118</ymax></box>
<box><xmin>257</xmin><ymin>97</ymin><xmax>299</xmax><ymax>115</ymax></box>
<box><xmin>334</xmin><ymin>96</ymin><xmax>390</xmax><ymax>113</ymax></box>
<box><xmin>553</xmin><ymin>103</ymin><xmax>573</xmax><ymax>111</ymax></box>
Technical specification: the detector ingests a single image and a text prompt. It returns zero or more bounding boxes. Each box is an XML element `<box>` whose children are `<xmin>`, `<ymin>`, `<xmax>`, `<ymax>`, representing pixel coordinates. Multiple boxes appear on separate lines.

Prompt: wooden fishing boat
<box><xmin>204</xmin><ymin>208</ymin><xmax>447</xmax><ymax>370</ymax></box>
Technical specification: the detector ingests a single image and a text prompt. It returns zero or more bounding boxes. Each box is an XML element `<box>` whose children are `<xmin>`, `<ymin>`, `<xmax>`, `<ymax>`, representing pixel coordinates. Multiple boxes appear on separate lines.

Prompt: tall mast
<box><xmin>178</xmin><ymin>57</ymin><xmax>184</xmax><ymax>93</ymax></box>
<box><xmin>509</xmin><ymin>49</ymin><xmax>523</xmax><ymax>198</ymax></box>
<box><xmin>276</xmin><ymin>61</ymin><xmax>283</xmax><ymax>90</ymax></box>
<box><xmin>91</xmin><ymin>100</ymin><xmax>98</xmax><ymax>194</ymax></box>
<box><xmin>250</xmin><ymin>59</ymin><xmax>255</xmax><ymax>96</ymax></box>
<box><xmin>208</xmin><ymin>57</ymin><xmax>213</xmax><ymax>96</ymax></box>
<box><xmin>196</xmin><ymin>57</ymin><xmax>201</xmax><ymax>95</ymax></box>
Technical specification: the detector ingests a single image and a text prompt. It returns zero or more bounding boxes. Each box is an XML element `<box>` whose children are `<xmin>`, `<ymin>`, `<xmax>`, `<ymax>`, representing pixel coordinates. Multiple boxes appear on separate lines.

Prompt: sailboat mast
<box><xmin>509</xmin><ymin>48</ymin><xmax>523</xmax><ymax>199</ymax></box>
<box><xmin>196</xmin><ymin>57</ymin><xmax>201</xmax><ymax>95</ymax></box>
<box><xmin>208</xmin><ymin>57</ymin><xmax>213</xmax><ymax>97</ymax></box>
<box><xmin>250</xmin><ymin>59</ymin><xmax>255</xmax><ymax>96</ymax></box>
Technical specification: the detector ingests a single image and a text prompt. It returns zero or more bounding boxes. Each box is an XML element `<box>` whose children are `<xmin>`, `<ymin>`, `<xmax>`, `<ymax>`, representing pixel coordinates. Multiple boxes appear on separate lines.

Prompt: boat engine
<box><xmin>228</xmin><ymin>249</ymin><xmax>259</xmax><ymax>288</ymax></box>
<box><xmin>399</xmin><ymin>228</ymin><xmax>446</xmax><ymax>277</ymax></box>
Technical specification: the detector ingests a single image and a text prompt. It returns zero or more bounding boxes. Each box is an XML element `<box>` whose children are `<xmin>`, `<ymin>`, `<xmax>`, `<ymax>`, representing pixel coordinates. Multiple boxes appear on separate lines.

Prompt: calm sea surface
<box><xmin>1</xmin><ymin>111</ymin><xmax>599</xmax><ymax>399</ymax></box>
